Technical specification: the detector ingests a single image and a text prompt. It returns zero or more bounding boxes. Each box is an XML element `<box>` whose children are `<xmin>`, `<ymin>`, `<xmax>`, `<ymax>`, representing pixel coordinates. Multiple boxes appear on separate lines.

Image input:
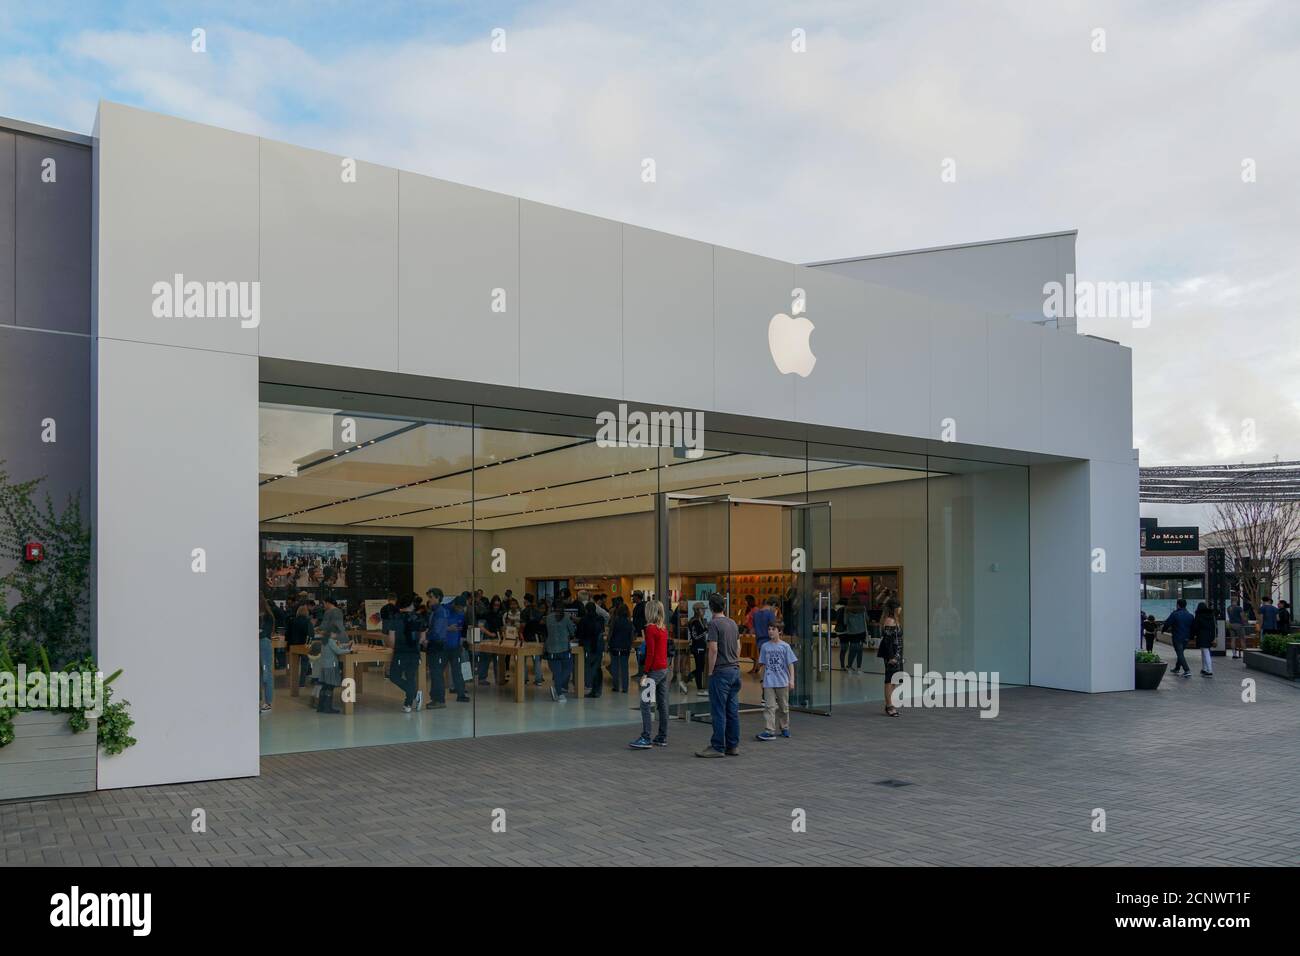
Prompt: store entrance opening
<box><xmin>655</xmin><ymin>493</ymin><xmax>832</xmax><ymax>720</ymax></box>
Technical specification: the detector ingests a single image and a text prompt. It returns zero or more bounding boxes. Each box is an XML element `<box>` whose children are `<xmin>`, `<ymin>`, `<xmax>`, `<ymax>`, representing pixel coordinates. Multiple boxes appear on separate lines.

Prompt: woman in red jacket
<box><xmin>629</xmin><ymin>600</ymin><xmax>670</xmax><ymax>749</ymax></box>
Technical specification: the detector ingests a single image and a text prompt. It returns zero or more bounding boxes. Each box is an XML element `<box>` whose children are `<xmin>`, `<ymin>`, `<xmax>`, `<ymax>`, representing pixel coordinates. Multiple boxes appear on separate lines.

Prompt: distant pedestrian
<box><xmin>1259</xmin><ymin>595</ymin><xmax>1279</xmax><ymax>634</ymax></box>
<box><xmin>1193</xmin><ymin>601</ymin><xmax>1215</xmax><ymax>677</ymax></box>
<box><xmin>1162</xmin><ymin>598</ymin><xmax>1195</xmax><ymax>678</ymax></box>
<box><xmin>877</xmin><ymin>607</ymin><xmax>903</xmax><ymax>716</ymax></box>
<box><xmin>1142</xmin><ymin>614</ymin><xmax>1158</xmax><ymax>654</ymax></box>
<box><xmin>1227</xmin><ymin>597</ymin><xmax>1246</xmax><ymax>659</ymax></box>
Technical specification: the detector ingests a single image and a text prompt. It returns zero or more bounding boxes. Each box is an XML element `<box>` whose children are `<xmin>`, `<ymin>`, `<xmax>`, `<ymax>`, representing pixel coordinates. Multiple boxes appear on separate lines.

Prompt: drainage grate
<box><xmin>873</xmin><ymin>779</ymin><xmax>913</xmax><ymax>788</ymax></box>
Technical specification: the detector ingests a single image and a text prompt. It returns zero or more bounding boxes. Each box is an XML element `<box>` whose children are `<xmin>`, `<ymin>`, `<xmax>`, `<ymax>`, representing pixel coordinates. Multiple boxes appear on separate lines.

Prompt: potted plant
<box><xmin>1135</xmin><ymin>649</ymin><xmax>1167</xmax><ymax>689</ymax></box>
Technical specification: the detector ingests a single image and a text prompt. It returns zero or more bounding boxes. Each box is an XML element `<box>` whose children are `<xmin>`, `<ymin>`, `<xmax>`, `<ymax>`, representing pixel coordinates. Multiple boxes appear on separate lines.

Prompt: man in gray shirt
<box><xmin>697</xmin><ymin>592</ymin><xmax>742</xmax><ymax>757</ymax></box>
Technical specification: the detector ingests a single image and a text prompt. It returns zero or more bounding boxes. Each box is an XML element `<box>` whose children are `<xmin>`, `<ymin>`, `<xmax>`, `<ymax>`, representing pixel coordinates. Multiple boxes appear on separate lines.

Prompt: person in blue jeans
<box><xmin>697</xmin><ymin>592</ymin><xmax>742</xmax><ymax>757</ymax></box>
<box><xmin>258</xmin><ymin>596</ymin><xmax>275</xmax><ymax>713</ymax></box>
<box><xmin>544</xmin><ymin>604</ymin><xmax>576</xmax><ymax>702</ymax></box>
<box><xmin>1162</xmin><ymin>598</ymin><xmax>1195</xmax><ymax>677</ymax></box>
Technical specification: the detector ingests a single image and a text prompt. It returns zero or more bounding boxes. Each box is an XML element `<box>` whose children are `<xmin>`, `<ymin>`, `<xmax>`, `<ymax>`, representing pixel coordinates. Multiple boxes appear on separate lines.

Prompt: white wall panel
<box><xmin>862</xmin><ymin>285</ymin><xmax>931</xmax><ymax>440</ymax></box>
<box><xmin>518</xmin><ymin>201</ymin><xmax>622</xmax><ymax>399</ymax></box>
<box><xmin>791</xmin><ymin>265</ymin><xmax>868</xmax><ymax>430</ymax></box>
<box><xmin>1090</xmin><ymin>457</ymin><xmax>1139</xmax><ymax>691</ymax></box>
<box><xmin>713</xmin><ymin>247</ymin><xmax>796</xmax><ymax>422</ymax></box>
<box><xmin>258</xmin><ymin>140</ymin><xmax>398</xmax><ymax>371</ymax></box>
<box><xmin>622</xmin><ymin>225</ymin><xmax>714</xmax><ymax>411</ymax></box>
<box><xmin>96</xmin><ymin>338</ymin><xmax>259</xmax><ymax>788</ymax></box>
<box><xmin>930</xmin><ymin>310</ymin><xmax>989</xmax><ymax>445</ymax></box>
<box><xmin>398</xmin><ymin>175</ymin><xmax>519</xmax><ymax>385</ymax></box>
<box><xmin>1029</xmin><ymin>460</ymin><xmax>1091</xmax><ymax>691</ymax></box>
<box><xmin>987</xmin><ymin>316</ymin><xmax>1043</xmax><ymax>452</ymax></box>
<box><xmin>96</xmin><ymin>103</ymin><xmax>259</xmax><ymax>354</ymax></box>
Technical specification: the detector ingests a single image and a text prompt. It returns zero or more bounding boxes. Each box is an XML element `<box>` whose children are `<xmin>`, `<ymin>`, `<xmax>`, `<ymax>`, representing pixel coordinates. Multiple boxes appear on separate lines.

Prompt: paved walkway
<box><xmin>2</xmin><ymin>647</ymin><xmax>1296</xmax><ymax>866</ymax></box>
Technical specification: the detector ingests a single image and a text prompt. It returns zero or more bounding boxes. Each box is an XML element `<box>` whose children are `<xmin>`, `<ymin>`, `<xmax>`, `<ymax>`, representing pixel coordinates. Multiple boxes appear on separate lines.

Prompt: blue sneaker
<box><xmin>780</xmin><ymin>728</ymin><xmax>791</xmax><ymax>738</ymax></box>
<box><xmin>755</xmin><ymin>731</ymin><xmax>777</xmax><ymax>741</ymax></box>
<box><xmin>628</xmin><ymin>735</ymin><xmax>653</xmax><ymax>750</ymax></box>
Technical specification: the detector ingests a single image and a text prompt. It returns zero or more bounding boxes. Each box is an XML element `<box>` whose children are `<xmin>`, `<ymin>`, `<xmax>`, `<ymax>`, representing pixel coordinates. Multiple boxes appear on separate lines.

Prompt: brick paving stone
<box><xmin>1</xmin><ymin>649</ymin><xmax>1296</xmax><ymax>866</ymax></box>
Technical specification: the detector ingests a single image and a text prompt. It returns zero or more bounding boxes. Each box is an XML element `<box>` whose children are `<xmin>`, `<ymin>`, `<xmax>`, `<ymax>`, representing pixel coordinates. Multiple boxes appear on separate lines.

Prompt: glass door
<box><xmin>789</xmin><ymin>502</ymin><xmax>832</xmax><ymax>714</ymax></box>
<box><xmin>659</xmin><ymin>493</ymin><xmax>729</xmax><ymax>720</ymax></box>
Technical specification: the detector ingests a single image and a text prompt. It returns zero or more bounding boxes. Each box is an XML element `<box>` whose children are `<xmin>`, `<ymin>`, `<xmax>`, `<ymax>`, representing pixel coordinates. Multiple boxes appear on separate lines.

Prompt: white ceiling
<box><xmin>260</xmin><ymin>413</ymin><xmax>931</xmax><ymax>531</ymax></box>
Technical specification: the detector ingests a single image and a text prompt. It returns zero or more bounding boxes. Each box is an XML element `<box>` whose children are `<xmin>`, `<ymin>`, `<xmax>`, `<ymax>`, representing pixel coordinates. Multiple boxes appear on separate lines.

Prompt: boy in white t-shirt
<box><xmin>755</xmin><ymin>625</ymin><xmax>797</xmax><ymax>741</ymax></box>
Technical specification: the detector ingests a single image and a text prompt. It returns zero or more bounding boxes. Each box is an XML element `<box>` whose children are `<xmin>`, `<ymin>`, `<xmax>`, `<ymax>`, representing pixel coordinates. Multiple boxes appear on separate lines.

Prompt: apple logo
<box><xmin>768</xmin><ymin>309</ymin><xmax>816</xmax><ymax>377</ymax></box>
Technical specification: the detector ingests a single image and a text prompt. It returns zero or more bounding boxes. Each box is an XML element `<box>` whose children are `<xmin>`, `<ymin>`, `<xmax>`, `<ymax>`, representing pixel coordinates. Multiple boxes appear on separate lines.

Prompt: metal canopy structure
<box><xmin>1140</xmin><ymin>460</ymin><xmax>1300</xmax><ymax>503</ymax></box>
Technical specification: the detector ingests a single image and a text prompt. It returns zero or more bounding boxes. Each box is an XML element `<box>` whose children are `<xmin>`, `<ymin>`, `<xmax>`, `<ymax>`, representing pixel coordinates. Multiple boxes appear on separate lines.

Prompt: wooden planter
<box><xmin>0</xmin><ymin>711</ymin><xmax>97</xmax><ymax>801</ymax></box>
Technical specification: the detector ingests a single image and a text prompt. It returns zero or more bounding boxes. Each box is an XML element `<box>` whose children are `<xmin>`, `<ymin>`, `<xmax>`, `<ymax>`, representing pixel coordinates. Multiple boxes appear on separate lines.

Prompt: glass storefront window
<box><xmin>257</xmin><ymin>384</ymin><xmax>1034</xmax><ymax>755</ymax></box>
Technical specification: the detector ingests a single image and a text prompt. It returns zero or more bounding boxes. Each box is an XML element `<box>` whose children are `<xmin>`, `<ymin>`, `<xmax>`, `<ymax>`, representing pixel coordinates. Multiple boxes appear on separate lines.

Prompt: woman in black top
<box><xmin>686</xmin><ymin>605</ymin><xmax>709</xmax><ymax>690</ymax></box>
<box><xmin>285</xmin><ymin>603</ymin><xmax>315</xmax><ymax>688</ymax></box>
<box><xmin>607</xmin><ymin>604</ymin><xmax>634</xmax><ymax>694</ymax></box>
<box><xmin>577</xmin><ymin>602</ymin><xmax>605</xmax><ymax>698</ymax></box>
<box><xmin>876</xmin><ymin>609</ymin><xmax>903</xmax><ymax>717</ymax></box>
<box><xmin>1193</xmin><ymin>602</ymin><xmax>1216</xmax><ymax>677</ymax></box>
<box><xmin>476</xmin><ymin>596</ymin><xmax>505</xmax><ymax>685</ymax></box>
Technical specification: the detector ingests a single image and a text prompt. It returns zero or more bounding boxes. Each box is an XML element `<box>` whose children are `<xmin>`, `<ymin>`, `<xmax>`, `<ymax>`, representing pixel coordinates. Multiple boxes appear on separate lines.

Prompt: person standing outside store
<box><xmin>1227</xmin><ymin>597</ymin><xmax>1246</xmax><ymax>659</ymax></box>
<box><xmin>877</xmin><ymin>607</ymin><xmax>903</xmax><ymax>717</ymax></box>
<box><xmin>1193</xmin><ymin>601</ymin><xmax>1216</xmax><ymax>677</ymax></box>
<box><xmin>755</xmin><ymin>625</ymin><xmax>796</xmax><ymax>741</ymax></box>
<box><xmin>1258</xmin><ymin>595</ymin><xmax>1279</xmax><ymax>635</ymax></box>
<box><xmin>544</xmin><ymin>603</ymin><xmax>576</xmax><ymax>702</ymax></box>
<box><xmin>1162</xmin><ymin>598</ymin><xmax>1195</xmax><ymax>678</ymax></box>
<box><xmin>629</xmin><ymin>599</ymin><xmax>670</xmax><ymax>749</ymax></box>
<box><xmin>696</xmin><ymin>592</ymin><xmax>741</xmax><ymax>758</ymax></box>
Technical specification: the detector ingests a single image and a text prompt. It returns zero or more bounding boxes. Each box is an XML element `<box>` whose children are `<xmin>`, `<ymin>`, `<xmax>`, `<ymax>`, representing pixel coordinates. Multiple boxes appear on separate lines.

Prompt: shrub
<box><xmin>1260</xmin><ymin>633</ymin><xmax>1297</xmax><ymax>658</ymax></box>
<box><xmin>1135</xmin><ymin>650</ymin><xmax>1163</xmax><ymax>664</ymax></box>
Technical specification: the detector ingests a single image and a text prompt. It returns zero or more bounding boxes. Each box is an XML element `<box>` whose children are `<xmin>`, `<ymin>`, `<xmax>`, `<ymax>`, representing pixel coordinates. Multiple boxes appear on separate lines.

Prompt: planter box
<box><xmin>0</xmin><ymin>711</ymin><xmax>97</xmax><ymax>801</ymax></box>
<box><xmin>1135</xmin><ymin>660</ymin><xmax>1167</xmax><ymax>690</ymax></box>
<box><xmin>1243</xmin><ymin>650</ymin><xmax>1298</xmax><ymax>681</ymax></box>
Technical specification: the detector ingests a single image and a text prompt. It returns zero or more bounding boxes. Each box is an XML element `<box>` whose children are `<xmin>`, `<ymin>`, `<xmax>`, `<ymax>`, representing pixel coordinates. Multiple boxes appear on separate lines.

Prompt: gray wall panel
<box><xmin>15</xmin><ymin>136</ymin><xmax>90</xmax><ymax>333</ymax></box>
<box><xmin>0</xmin><ymin>325</ymin><xmax>91</xmax><ymax>512</ymax></box>
<box><xmin>0</xmin><ymin>131</ymin><xmax>13</xmax><ymax>327</ymax></box>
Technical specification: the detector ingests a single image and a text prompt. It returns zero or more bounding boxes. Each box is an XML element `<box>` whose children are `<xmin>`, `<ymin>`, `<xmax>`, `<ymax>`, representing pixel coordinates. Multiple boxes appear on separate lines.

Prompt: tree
<box><xmin>0</xmin><ymin>465</ymin><xmax>93</xmax><ymax>668</ymax></box>
<box><xmin>1209</xmin><ymin>497</ymin><xmax>1300</xmax><ymax>623</ymax></box>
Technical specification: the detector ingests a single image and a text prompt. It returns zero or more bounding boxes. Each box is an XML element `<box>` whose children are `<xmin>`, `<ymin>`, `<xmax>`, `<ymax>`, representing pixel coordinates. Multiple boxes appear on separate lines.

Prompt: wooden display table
<box><xmin>475</xmin><ymin>641</ymin><xmax>585</xmax><ymax>702</ymax></box>
<box><xmin>288</xmin><ymin>643</ymin><xmax>428</xmax><ymax>715</ymax></box>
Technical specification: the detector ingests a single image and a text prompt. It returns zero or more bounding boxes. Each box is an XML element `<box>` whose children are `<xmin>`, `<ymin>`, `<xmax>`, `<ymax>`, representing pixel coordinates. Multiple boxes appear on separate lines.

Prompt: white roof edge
<box><xmin>0</xmin><ymin>115</ymin><xmax>93</xmax><ymax>147</ymax></box>
<box><xmin>803</xmin><ymin>229</ymin><xmax>1079</xmax><ymax>267</ymax></box>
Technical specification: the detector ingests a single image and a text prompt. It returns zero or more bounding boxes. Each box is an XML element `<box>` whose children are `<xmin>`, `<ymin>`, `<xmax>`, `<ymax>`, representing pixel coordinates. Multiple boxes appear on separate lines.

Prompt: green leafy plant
<box><xmin>1259</xmin><ymin>633</ymin><xmax>1297</xmax><ymax>658</ymax></box>
<box><xmin>0</xmin><ymin>465</ymin><xmax>93</xmax><ymax>668</ymax></box>
<box><xmin>1135</xmin><ymin>650</ymin><xmax>1163</xmax><ymax>664</ymax></box>
<box><xmin>0</xmin><ymin>641</ymin><xmax>137</xmax><ymax>755</ymax></box>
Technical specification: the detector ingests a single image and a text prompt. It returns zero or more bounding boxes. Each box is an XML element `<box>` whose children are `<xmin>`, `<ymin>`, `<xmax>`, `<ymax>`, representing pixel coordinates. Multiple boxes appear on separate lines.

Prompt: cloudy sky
<box><xmin>3</xmin><ymin>0</ymin><xmax>1296</xmax><ymax>527</ymax></box>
